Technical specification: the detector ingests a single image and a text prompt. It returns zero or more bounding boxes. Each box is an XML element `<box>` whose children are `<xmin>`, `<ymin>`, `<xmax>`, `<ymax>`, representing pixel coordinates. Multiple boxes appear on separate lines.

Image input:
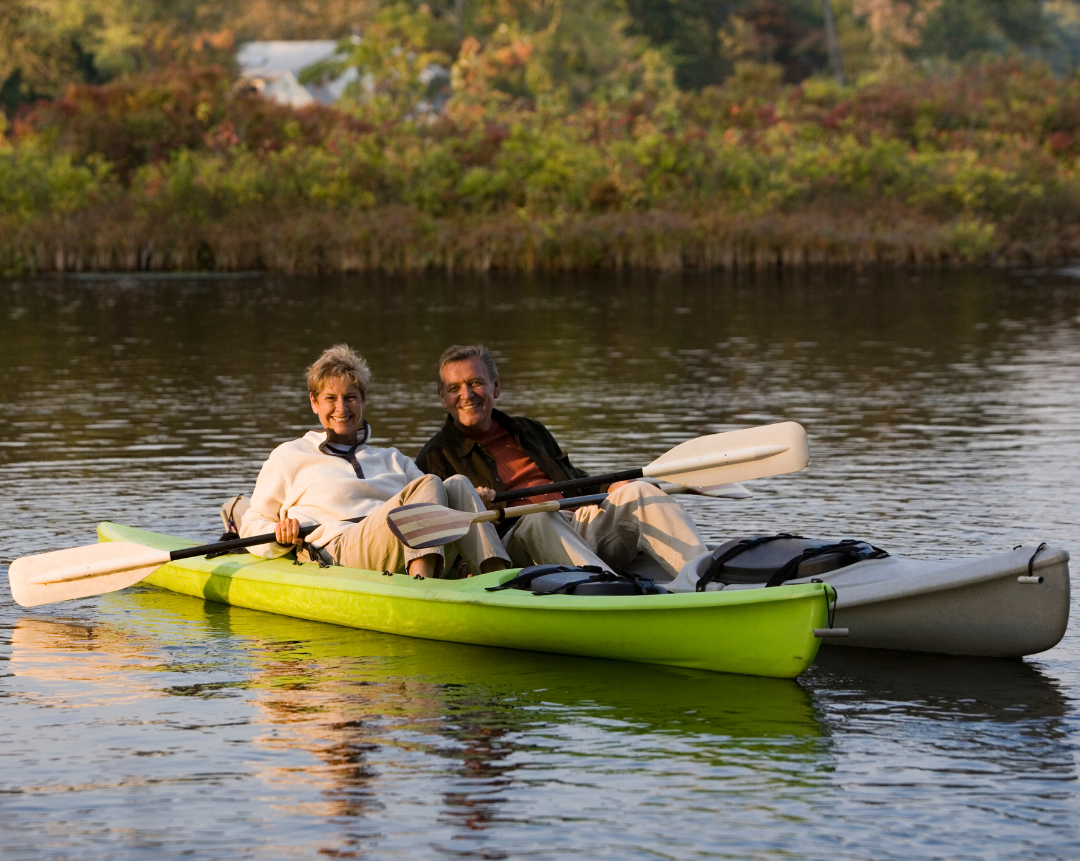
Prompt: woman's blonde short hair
<box><xmin>307</xmin><ymin>344</ymin><xmax>372</xmax><ymax>399</ymax></box>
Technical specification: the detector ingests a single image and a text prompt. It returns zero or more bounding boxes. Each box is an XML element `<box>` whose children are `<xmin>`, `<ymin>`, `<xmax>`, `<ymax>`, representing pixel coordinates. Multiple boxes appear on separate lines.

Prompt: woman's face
<box><xmin>310</xmin><ymin>376</ymin><xmax>364</xmax><ymax>445</ymax></box>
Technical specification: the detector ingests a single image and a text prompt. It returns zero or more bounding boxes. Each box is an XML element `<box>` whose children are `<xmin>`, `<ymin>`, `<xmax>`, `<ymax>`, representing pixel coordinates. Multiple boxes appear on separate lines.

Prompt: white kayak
<box><xmin>652</xmin><ymin>537</ymin><xmax>1071</xmax><ymax>658</ymax></box>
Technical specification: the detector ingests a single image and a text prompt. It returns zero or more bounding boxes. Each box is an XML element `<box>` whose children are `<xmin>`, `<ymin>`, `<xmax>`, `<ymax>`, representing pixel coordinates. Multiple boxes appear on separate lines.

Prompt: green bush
<box><xmin>6</xmin><ymin>57</ymin><xmax>1080</xmax><ymax>272</ymax></box>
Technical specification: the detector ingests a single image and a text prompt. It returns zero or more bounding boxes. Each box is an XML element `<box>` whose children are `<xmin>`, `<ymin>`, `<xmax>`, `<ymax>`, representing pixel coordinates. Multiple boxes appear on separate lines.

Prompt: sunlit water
<box><xmin>2</xmin><ymin>270</ymin><xmax>1079</xmax><ymax>859</ymax></box>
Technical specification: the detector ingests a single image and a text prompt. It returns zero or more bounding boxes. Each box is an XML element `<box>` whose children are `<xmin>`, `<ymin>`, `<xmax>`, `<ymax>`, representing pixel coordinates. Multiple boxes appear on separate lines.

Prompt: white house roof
<box><xmin>237</xmin><ymin>41</ymin><xmax>340</xmax><ymax>77</ymax></box>
<box><xmin>237</xmin><ymin>38</ymin><xmax>447</xmax><ymax>111</ymax></box>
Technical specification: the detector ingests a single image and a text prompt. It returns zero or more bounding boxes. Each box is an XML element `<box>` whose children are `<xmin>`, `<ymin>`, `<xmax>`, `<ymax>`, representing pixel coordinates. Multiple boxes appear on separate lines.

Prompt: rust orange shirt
<box><xmin>464</xmin><ymin>422</ymin><xmax>563</xmax><ymax>506</ymax></box>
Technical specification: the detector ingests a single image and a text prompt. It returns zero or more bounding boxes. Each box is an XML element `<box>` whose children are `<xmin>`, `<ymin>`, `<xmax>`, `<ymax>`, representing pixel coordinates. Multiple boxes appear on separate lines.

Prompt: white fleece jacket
<box><xmin>241</xmin><ymin>429</ymin><xmax>425</xmax><ymax>558</ymax></box>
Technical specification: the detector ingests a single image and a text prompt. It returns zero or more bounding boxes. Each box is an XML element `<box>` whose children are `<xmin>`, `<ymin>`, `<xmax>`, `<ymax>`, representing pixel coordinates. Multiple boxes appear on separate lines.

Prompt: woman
<box><xmin>242</xmin><ymin>344</ymin><xmax>509</xmax><ymax>578</ymax></box>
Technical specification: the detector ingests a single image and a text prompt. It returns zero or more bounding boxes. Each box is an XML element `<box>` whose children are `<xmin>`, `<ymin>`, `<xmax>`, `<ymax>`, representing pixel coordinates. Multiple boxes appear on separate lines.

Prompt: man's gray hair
<box><xmin>307</xmin><ymin>344</ymin><xmax>372</xmax><ymax>399</ymax></box>
<box><xmin>436</xmin><ymin>344</ymin><xmax>499</xmax><ymax>392</ymax></box>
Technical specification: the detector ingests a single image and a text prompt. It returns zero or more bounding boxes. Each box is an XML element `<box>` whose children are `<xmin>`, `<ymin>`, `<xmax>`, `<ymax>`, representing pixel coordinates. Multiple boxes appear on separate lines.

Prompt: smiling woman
<box><xmin>307</xmin><ymin>344</ymin><xmax>371</xmax><ymax>446</ymax></box>
<box><xmin>239</xmin><ymin>344</ymin><xmax>511</xmax><ymax>579</ymax></box>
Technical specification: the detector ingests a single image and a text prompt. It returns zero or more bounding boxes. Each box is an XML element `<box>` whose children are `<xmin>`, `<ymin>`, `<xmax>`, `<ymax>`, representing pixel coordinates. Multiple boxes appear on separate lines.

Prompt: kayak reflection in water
<box><xmin>416</xmin><ymin>344</ymin><xmax>708</xmax><ymax>581</ymax></box>
<box><xmin>240</xmin><ymin>344</ymin><xmax>511</xmax><ymax>579</ymax></box>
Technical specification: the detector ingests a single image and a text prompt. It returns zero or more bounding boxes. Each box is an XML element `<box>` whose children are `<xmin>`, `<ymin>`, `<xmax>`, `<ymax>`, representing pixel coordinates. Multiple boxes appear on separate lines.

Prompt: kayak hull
<box><xmin>817</xmin><ymin>547</ymin><xmax>1070</xmax><ymax>657</ymax></box>
<box><xmin>678</xmin><ymin>543</ymin><xmax>1070</xmax><ymax>658</ymax></box>
<box><xmin>98</xmin><ymin>522</ymin><xmax>831</xmax><ymax>678</ymax></box>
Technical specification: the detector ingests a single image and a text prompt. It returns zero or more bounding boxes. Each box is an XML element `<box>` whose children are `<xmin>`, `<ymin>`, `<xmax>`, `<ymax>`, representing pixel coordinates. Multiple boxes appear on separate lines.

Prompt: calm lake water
<box><xmin>2</xmin><ymin>270</ymin><xmax>1079</xmax><ymax>860</ymax></box>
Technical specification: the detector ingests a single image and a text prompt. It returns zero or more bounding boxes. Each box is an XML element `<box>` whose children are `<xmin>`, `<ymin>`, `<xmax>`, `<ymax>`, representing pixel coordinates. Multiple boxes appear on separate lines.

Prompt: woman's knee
<box><xmin>405</xmin><ymin>473</ymin><xmax>447</xmax><ymax>504</ymax></box>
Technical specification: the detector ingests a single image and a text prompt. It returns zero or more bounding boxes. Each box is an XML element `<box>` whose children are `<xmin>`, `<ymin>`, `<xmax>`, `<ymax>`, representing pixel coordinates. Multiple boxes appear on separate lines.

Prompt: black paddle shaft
<box><xmin>168</xmin><ymin>516</ymin><xmax>365</xmax><ymax>562</ymax></box>
<box><xmin>169</xmin><ymin>473</ymin><xmax>638</xmax><ymax>561</ymax></box>
<box><xmin>492</xmin><ymin>468</ymin><xmax>644</xmax><ymax>503</ymax></box>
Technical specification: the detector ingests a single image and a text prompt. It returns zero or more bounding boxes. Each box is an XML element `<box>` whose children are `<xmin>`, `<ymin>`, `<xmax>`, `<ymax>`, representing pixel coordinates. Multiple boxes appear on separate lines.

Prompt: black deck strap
<box><xmin>223</xmin><ymin>496</ymin><xmax>246</xmax><ymax>534</ymax></box>
<box><xmin>632</xmin><ymin>575</ymin><xmax>663</xmax><ymax>595</ymax></box>
<box><xmin>1028</xmin><ymin>542</ymin><xmax>1048</xmax><ymax>578</ymax></box>
<box><xmin>206</xmin><ymin>532</ymin><xmax>247</xmax><ymax>559</ymax></box>
<box><xmin>532</xmin><ymin>575</ymin><xmax>607</xmax><ymax>595</ymax></box>
<box><xmin>695</xmin><ymin>534</ymin><xmax>806</xmax><ymax>592</ymax></box>
<box><xmin>625</xmin><ymin>572</ymin><xmax>664</xmax><ymax>595</ymax></box>
<box><xmin>302</xmin><ymin>541</ymin><xmax>334</xmax><ymax>568</ymax></box>
<box><xmin>487</xmin><ymin>565</ymin><xmax>661</xmax><ymax>596</ymax></box>
<box><xmin>810</xmin><ymin>579</ymin><xmax>837</xmax><ymax>628</ymax></box>
<box><xmin>764</xmin><ymin>540</ymin><xmax>889</xmax><ymax>588</ymax></box>
<box><xmin>531</xmin><ymin>570</ymin><xmax>664</xmax><ymax>596</ymax></box>
<box><xmin>486</xmin><ymin>565</ymin><xmax>607</xmax><ymax>592</ymax></box>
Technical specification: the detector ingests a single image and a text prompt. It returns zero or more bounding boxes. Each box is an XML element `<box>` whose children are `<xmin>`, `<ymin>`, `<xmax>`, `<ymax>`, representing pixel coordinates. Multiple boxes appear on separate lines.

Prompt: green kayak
<box><xmin>98</xmin><ymin>522</ymin><xmax>833</xmax><ymax>678</ymax></box>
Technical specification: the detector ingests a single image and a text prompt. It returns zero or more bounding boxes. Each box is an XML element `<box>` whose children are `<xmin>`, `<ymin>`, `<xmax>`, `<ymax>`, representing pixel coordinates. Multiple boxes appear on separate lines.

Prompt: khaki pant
<box><xmin>325</xmin><ymin>474</ymin><xmax>509</xmax><ymax>576</ymax></box>
<box><xmin>503</xmin><ymin>481</ymin><xmax>707</xmax><ymax>579</ymax></box>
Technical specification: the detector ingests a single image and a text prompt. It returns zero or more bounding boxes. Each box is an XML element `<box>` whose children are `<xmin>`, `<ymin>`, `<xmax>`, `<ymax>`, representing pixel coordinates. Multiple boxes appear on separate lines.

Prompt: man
<box><xmin>415</xmin><ymin>344</ymin><xmax>708</xmax><ymax>580</ymax></box>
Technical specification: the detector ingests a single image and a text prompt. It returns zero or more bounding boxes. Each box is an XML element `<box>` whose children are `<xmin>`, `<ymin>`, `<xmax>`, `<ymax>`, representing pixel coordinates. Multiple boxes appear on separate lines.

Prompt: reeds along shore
<box><xmin>13</xmin><ymin>208</ymin><xmax>1066</xmax><ymax>275</ymax></box>
<box><xmin>5</xmin><ymin>61</ymin><xmax>1080</xmax><ymax>274</ymax></box>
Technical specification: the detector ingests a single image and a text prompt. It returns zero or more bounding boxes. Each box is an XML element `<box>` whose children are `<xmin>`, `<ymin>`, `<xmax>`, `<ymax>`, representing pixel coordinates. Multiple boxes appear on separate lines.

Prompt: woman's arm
<box><xmin>241</xmin><ymin>451</ymin><xmax>297</xmax><ymax>559</ymax></box>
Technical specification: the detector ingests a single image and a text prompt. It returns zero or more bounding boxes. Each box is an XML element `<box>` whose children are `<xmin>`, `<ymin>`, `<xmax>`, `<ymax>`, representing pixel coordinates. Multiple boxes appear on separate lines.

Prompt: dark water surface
<box><xmin>2</xmin><ymin>271</ymin><xmax>1079</xmax><ymax>859</ymax></box>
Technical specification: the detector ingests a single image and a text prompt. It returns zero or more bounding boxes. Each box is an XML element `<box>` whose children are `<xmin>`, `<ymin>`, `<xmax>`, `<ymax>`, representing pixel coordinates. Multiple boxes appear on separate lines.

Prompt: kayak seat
<box><xmin>487</xmin><ymin>564</ymin><xmax>669</xmax><ymax>596</ymax></box>
<box><xmin>696</xmin><ymin>535</ymin><xmax>890</xmax><ymax>591</ymax></box>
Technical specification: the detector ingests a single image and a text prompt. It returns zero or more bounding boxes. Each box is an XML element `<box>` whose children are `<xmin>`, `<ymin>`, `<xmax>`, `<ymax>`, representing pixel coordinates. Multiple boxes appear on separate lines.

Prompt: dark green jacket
<box><xmin>415</xmin><ymin>409</ymin><xmax>604</xmax><ymax>500</ymax></box>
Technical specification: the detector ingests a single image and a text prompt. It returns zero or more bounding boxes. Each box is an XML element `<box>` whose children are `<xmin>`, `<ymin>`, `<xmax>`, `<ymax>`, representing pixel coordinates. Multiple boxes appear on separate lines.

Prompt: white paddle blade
<box><xmin>655</xmin><ymin>480</ymin><xmax>753</xmax><ymax>499</ymax></box>
<box><xmin>643</xmin><ymin>422</ymin><xmax>808</xmax><ymax>486</ymax></box>
<box><xmin>8</xmin><ymin>542</ymin><xmax>170</xmax><ymax>608</ymax></box>
<box><xmin>387</xmin><ymin>502</ymin><xmax>476</xmax><ymax>549</ymax></box>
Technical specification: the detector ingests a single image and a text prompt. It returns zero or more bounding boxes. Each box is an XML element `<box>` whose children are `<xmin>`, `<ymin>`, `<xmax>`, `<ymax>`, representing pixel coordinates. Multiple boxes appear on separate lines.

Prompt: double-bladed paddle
<box><xmin>387</xmin><ymin>494</ymin><xmax>611</xmax><ymax>550</ymax></box>
<box><xmin>646</xmin><ymin>479</ymin><xmax>752</xmax><ymax>499</ymax></box>
<box><xmin>6</xmin><ymin>517</ymin><xmax>363</xmax><ymax>609</ymax></box>
<box><xmin>4</xmin><ymin>484</ymin><xmax>735</xmax><ymax>609</ymax></box>
<box><xmin>390</xmin><ymin>422</ymin><xmax>809</xmax><ymax>550</ymax></box>
<box><xmin>7</xmin><ymin>421</ymin><xmax>806</xmax><ymax>607</ymax></box>
<box><xmin>492</xmin><ymin>421</ymin><xmax>807</xmax><ymax>502</ymax></box>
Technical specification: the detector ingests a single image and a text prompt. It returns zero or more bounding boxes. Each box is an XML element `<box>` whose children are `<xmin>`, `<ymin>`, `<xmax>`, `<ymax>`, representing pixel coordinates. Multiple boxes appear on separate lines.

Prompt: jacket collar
<box><xmin>445</xmin><ymin>409</ymin><xmax>518</xmax><ymax>457</ymax></box>
<box><xmin>306</xmin><ymin>420</ymin><xmax>372</xmax><ymax>451</ymax></box>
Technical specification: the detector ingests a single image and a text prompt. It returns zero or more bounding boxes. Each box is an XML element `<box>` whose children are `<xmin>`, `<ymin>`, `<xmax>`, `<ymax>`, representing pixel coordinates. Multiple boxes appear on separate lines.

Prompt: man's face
<box><xmin>439</xmin><ymin>358</ymin><xmax>500</xmax><ymax>433</ymax></box>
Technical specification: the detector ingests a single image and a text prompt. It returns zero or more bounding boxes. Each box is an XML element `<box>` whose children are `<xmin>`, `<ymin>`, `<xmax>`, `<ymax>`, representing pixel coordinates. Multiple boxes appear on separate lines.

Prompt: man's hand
<box><xmin>274</xmin><ymin>517</ymin><xmax>302</xmax><ymax>546</ymax></box>
<box><xmin>476</xmin><ymin>486</ymin><xmax>496</xmax><ymax>507</ymax></box>
<box><xmin>607</xmin><ymin>480</ymin><xmax>634</xmax><ymax>492</ymax></box>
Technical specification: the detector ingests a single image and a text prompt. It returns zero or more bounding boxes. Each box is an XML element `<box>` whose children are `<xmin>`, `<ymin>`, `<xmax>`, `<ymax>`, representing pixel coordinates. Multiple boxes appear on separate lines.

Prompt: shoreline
<box><xmin>8</xmin><ymin>63</ymin><xmax>1080</xmax><ymax>277</ymax></box>
<box><xmin>7</xmin><ymin>207</ymin><xmax>1075</xmax><ymax>275</ymax></box>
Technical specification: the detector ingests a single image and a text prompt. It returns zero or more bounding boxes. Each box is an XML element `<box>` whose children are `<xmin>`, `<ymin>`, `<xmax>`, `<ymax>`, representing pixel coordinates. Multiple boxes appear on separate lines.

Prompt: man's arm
<box><xmin>514</xmin><ymin>417</ymin><xmax>610</xmax><ymax>493</ymax></box>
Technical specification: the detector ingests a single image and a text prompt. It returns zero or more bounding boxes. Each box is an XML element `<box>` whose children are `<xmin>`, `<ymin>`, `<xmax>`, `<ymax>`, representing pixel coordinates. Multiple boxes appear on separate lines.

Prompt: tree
<box><xmin>822</xmin><ymin>0</ymin><xmax>845</xmax><ymax>83</ymax></box>
<box><xmin>851</xmin><ymin>0</ymin><xmax>942</xmax><ymax>68</ymax></box>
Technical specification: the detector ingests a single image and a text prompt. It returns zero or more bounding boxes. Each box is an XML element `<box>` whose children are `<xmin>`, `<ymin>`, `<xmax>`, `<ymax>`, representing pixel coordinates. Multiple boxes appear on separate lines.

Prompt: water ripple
<box><xmin>2</xmin><ymin>271</ymin><xmax>1079</xmax><ymax>860</ymax></box>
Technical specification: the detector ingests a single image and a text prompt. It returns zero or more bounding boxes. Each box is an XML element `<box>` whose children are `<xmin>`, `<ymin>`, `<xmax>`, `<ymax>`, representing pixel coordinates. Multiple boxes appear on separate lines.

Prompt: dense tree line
<box><xmin>5</xmin><ymin>2</ymin><xmax>1080</xmax><ymax>273</ymax></box>
<box><xmin>4</xmin><ymin>1</ymin><xmax>1080</xmax><ymax>115</ymax></box>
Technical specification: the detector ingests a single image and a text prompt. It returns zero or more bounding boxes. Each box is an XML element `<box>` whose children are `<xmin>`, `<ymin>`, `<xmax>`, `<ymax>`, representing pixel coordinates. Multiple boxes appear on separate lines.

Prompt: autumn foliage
<box><xmin>5</xmin><ymin>56</ymin><xmax>1080</xmax><ymax>273</ymax></box>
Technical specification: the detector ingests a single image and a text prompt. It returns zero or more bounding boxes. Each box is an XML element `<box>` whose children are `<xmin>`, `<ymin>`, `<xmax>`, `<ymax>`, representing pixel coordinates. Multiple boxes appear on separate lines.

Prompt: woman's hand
<box><xmin>476</xmin><ymin>486</ymin><xmax>496</xmax><ymax>508</ymax></box>
<box><xmin>274</xmin><ymin>517</ymin><xmax>302</xmax><ymax>546</ymax></box>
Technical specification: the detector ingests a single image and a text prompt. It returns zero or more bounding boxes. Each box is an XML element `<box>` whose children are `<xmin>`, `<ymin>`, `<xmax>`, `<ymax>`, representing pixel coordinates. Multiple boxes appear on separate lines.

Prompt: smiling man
<box><xmin>415</xmin><ymin>344</ymin><xmax>708</xmax><ymax>580</ymax></box>
<box><xmin>241</xmin><ymin>344</ymin><xmax>509</xmax><ymax>579</ymax></box>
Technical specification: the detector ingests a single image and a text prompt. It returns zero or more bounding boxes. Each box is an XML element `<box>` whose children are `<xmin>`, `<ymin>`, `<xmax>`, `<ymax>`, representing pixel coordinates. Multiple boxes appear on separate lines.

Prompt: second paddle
<box><xmin>387</xmin><ymin>494</ymin><xmax>610</xmax><ymax>550</ymax></box>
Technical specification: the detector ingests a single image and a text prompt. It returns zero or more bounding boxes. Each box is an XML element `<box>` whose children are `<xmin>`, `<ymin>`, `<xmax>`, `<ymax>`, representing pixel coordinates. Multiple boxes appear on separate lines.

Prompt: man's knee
<box><xmin>443</xmin><ymin>474</ymin><xmax>474</xmax><ymax>496</ymax></box>
<box><xmin>443</xmin><ymin>474</ymin><xmax>486</xmax><ymax>509</ymax></box>
<box><xmin>609</xmin><ymin>480</ymin><xmax>664</xmax><ymax>504</ymax></box>
<box><xmin>512</xmin><ymin>512</ymin><xmax>560</xmax><ymax>541</ymax></box>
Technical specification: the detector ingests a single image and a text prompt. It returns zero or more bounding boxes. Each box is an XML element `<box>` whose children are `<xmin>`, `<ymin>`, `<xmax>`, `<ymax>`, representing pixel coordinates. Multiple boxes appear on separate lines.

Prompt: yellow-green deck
<box><xmin>100</xmin><ymin>521</ymin><xmax>831</xmax><ymax>678</ymax></box>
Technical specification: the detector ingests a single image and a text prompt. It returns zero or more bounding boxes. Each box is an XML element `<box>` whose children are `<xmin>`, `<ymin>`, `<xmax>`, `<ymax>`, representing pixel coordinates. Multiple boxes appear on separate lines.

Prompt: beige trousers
<box><xmin>325</xmin><ymin>474</ymin><xmax>509</xmax><ymax>576</ymax></box>
<box><xmin>503</xmin><ymin>481</ymin><xmax>707</xmax><ymax>579</ymax></box>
